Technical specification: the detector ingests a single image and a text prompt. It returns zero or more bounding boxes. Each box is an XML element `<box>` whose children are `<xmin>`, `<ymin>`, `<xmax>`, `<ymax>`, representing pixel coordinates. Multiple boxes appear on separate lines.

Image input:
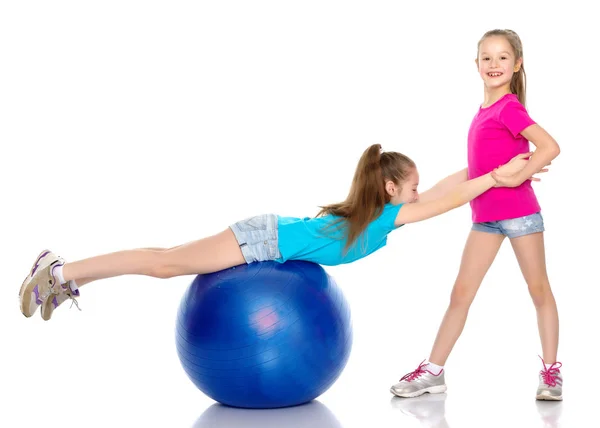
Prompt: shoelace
<box><xmin>38</xmin><ymin>278</ymin><xmax>58</xmax><ymax>302</ymax></box>
<box><xmin>399</xmin><ymin>360</ymin><xmax>428</xmax><ymax>382</ymax></box>
<box><xmin>63</xmin><ymin>281</ymin><xmax>82</xmax><ymax>312</ymax></box>
<box><xmin>67</xmin><ymin>294</ymin><xmax>82</xmax><ymax>311</ymax></box>
<box><xmin>539</xmin><ymin>355</ymin><xmax>562</xmax><ymax>387</ymax></box>
<box><xmin>53</xmin><ymin>282</ymin><xmax>82</xmax><ymax>312</ymax></box>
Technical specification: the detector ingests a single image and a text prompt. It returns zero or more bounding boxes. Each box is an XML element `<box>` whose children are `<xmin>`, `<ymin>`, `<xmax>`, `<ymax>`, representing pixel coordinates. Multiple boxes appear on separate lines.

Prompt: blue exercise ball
<box><xmin>175</xmin><ymin>260</ymin><xmax>353</xmax><ymax>409</ymax></box>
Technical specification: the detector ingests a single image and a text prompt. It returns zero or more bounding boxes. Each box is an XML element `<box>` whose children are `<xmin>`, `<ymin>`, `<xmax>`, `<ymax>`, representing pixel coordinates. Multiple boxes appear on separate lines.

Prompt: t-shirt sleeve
<box><xmin>382</xmin><ymin>203</ymin><xmax>404</xmax><ymax>231</ymax></box>
<box><xmin>498</xmin><ymin>101</ymin><xmax>536</xmax><ymax>138</ymax></box>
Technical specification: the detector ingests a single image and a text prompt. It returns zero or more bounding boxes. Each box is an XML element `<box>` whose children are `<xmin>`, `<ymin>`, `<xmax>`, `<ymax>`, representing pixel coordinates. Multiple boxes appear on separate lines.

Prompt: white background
<box><xmin>1</xmin><ymin>1</ymin><xmax>598</xmax><ymax>427</ymax></box>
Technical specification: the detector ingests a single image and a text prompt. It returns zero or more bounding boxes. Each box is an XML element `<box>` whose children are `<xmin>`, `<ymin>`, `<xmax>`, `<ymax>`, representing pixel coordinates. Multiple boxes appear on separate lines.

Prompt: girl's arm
<box><xmin>394</xmin><ymin>152</ymin><xmax>532</xmax><ymax>226</ymax></box>
<box><xmin>418</xmin><ymin>168</ymin><xmax>468</xmax><ymax>203</ymax></box>
<box><xmin>394</xmin><ymin>173</ymin><xmax>495</xmax><ymax>226</ymax></box>
<box><xmin>493</xmin><ymin>124</ymin><xmax>560</xmax><ymax>187</ymax></box>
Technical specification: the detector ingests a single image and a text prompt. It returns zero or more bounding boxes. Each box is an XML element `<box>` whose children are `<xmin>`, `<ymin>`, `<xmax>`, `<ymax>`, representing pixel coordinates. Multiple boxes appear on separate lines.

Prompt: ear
<box><xmin>385</xmin><ymin>180</ymin><xmax>396</xmax><ymax>196</ymax></box>
<box><xmin>474</xmin><ymin>58</ymin><xmax>479</xmax><ymax>69</ymax></box>
<box><xmin>514</xmin><ymin>58</ymin><xmax>523</xmax><ymax>72</ymax></box>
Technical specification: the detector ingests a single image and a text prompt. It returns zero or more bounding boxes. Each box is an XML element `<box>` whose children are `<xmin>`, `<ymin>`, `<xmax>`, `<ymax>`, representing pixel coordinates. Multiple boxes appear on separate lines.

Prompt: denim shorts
<box><xmin>471</xmin><ymin>212</ymin><xmax>545</xmax><ymax>238</ymax></box>
<box><xmin>229</xmin><ymin>214</ymin><xmax>282</xmax><ymax>263</ymax></box>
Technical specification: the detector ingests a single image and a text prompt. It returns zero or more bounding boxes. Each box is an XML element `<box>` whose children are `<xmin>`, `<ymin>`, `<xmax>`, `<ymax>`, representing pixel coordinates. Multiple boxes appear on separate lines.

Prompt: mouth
<box><xmin>487</xmin><ymin>72</ymin><xmax>503</xmax><ymax>77</ymax></box>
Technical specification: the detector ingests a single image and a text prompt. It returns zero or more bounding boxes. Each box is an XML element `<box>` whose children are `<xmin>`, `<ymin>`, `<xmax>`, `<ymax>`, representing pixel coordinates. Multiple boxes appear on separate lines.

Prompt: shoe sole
<box><xmin>536</xmin><ymin>394</ymin><xmax>562</xmax><ymax>401</ymax></box>
<box><xmin>390</xmin><ymin>385</ymin><xmax>447</xmax><ymax>398</ymax></box>
<box><xmin>19</xmin><ymin>250</ymin><xmax>54</xmax><ymax>317</ymax></box>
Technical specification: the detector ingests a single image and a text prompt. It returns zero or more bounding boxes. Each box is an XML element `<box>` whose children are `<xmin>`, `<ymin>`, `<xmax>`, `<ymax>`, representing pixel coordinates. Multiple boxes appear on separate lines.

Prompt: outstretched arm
<box><xmin>394</xmin><ymin>152</ymin><xmax>535</xmax><ymax>226</ymax></box>
<box><xmin>418</xmin><ymin>168</ymin><xmax>468</xmax><ymax>203</ymax></box>
<box><xmin>394</xmin><ymin>172</ymin><xmax>495</xmax><ymax>226</ymax></box>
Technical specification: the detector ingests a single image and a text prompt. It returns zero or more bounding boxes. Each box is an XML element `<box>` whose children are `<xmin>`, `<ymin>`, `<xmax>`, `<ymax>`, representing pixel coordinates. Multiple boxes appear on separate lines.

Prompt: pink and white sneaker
<box><xmin>536</xmin><ymin>356</ymin><xmax>563</xmax><ymax>401</ymax></box>
<box><xmin>390</xmin><ymin>360</ymin><xmax>447</xmax><ymax>398</ymax></box>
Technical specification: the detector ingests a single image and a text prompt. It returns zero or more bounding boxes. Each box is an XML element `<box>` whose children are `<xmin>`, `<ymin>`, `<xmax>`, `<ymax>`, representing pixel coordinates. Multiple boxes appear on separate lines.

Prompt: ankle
<box><xmin>61</xmin><ymin>263</ymin><xmax>75</xmax><ymax>283</ymax></box>
<box><xmin>69</xmin><ymin>280</ymin><xmax>79</xmax><ymax>293</ymax></box>
<box><xmin>424</xmin><ymin>360</ymin><xmax>444</xmax><ymax>375</ymax></box>
<box><xmin>52</xmin><ymin>264</ymin><xmax>66</xmax><ymax>284</ymax></box>
<box><xmin>539</xmin><ymin>355</ymin><xmax>561</xmax><ymax>371</ymax></box>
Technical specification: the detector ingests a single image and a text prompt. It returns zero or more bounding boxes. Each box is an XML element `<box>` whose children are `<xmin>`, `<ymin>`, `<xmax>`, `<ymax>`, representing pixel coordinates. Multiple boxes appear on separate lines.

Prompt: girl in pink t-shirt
<box><xmin>391</xmin><ymin>29</ymin><xmax>563</xmax><ymax>401</ymax></box>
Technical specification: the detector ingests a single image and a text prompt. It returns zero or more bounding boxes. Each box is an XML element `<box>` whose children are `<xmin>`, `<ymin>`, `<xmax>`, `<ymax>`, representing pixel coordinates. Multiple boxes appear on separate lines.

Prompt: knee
<box><xmin>152</xmin><ymin>267</ymin><xmax>177</xmax><ymax>279</ymax></box>
<box><xmin>528</xmin><ymin>282</ymin><xmax>553</xmax><ymax>308</ymax></box>
<box><xmin>449</xmin><ymin>285</ymin><xmax>476</xmax><ymax>310</ymax></box>
<box><xmin>148</xmin><ymin>251</ymin><xmax>178</xmax><ymax>279</ymax></box>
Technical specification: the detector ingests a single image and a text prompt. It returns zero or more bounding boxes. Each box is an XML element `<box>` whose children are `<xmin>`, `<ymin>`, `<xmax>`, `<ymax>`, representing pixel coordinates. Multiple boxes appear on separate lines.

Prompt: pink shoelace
<box><xmin>539</xmin><ymin>355</ymin><xmax>562</xmax><ymax>387</ymax></box>
<box><xmin>399</xmin><ymin>360</ymin><xmax>429</xmax><ymax>382</ymax></box>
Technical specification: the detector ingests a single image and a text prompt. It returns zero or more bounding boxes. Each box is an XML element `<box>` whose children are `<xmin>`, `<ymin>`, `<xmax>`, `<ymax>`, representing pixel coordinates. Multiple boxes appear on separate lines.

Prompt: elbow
<box><xmin>547</xmin><ymin>141</ymin><xmax>560</xmax><ymax>160</ymax></box>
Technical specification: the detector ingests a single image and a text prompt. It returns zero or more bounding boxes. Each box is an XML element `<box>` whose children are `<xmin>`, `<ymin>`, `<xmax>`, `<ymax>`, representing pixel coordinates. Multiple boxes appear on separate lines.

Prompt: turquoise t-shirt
<box><xmin>275</xmin><ymin>203</ymin><xmax>404</xmax><ymax>266</ymax></box>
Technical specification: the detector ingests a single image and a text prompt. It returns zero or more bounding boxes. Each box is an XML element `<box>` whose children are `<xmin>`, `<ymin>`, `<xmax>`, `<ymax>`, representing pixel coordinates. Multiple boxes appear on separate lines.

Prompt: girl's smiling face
<box><xmin>476</xmin><ymin>35</ymin><xmax>522</xmax><ymax>92</ymax></box>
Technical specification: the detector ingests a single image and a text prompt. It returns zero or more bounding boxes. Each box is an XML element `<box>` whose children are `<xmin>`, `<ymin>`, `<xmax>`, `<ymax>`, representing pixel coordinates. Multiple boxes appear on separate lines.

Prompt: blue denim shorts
<box><xmin>471</xmin><ymin>212</ymin><xmax>545</xmax><ymax>238</ymax></box>
<box><xmin>229</xmin><ymin>214</ymin><xmax>282</xmax><ymax>263</ymax></box>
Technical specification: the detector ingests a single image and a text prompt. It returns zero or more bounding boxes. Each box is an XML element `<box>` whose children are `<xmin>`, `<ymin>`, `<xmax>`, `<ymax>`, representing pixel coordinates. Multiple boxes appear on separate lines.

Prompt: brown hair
<box><xmin>478</xmin><ymin>29</ymin><xmax>527</xmax><ymax>106</ymax></box>
<box><xmin>317</xmin><ymin>144</ymin><xmax>416</xmax><ymax>251</ymax></box>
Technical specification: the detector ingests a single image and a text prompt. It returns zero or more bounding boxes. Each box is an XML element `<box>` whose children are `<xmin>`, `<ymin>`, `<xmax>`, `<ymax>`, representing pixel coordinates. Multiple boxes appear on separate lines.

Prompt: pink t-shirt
<box><xmin>468</xmin><ymin>93</ymin><xmax>540</xmax><ymax>223</ymax></box>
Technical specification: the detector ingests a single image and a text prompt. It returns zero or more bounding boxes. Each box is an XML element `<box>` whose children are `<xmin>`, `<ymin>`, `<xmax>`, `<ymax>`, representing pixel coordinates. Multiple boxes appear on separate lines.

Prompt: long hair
<box><xmin>478</xmin><ymin>29</ymin><xmax>527</xmax><ymax>106</ymax></box>
<box><xmin>317</xmin><ymin>144</ymin><xmax>415</xmax><ymax>251</ymax></box>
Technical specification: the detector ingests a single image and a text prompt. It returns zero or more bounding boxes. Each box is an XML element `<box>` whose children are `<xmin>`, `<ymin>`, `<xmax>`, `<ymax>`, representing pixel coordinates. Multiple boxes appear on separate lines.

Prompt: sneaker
<box><xmin>390</xmin><ymin>360</ymin><xmax>447</xmax><ymax>398</ymax></box>
<box><xmin>40</xmin><ymin>281</ymin><xmax>81</xmax><ymax>321</ymax></box>
<box><xmin>536</xmin><ymin>356</ymin><xmax>563</xmax><ymax>401</ymax></box>
<box><xmin>19</xmin><ymin>250</ymin><xmax>67</xmax><ymax>317</ymax></box>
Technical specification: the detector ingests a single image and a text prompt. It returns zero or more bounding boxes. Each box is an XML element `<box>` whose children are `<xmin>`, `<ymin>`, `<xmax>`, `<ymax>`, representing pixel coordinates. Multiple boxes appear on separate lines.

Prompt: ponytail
<box><xmin>317</xmin><ymin>144</ymin><xmax>414</xmax><ymax>251</ymax></box>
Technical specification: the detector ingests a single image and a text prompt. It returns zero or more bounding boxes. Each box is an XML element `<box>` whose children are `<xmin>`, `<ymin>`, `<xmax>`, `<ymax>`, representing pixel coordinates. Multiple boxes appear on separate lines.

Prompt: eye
<box><xmin>482</xmin><ymin>57</ymin><xmax>490</xmax><ymax>61</ymax></box>
<box><xmin>501</xmin><ymin>56</ymin><xmax>508</xmax><ymax>60</ymax></box>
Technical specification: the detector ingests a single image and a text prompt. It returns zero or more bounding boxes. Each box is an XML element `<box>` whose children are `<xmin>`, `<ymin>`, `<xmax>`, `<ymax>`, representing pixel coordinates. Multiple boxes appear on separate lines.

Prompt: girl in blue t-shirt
<box><xmin>20</xmin><ymin>144</ymin><xmax>544</xmax><ymax>321</ymax></box>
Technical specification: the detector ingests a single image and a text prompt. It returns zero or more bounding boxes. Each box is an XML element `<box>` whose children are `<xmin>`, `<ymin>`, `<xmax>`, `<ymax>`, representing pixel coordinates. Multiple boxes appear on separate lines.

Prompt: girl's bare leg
<box><xmin>510</xmin><ymin>232</ymin><xmax>559</xmax><ymax>363</ymax></box>
<box><xmin>62</xmin><ymin>229</ymin><xmax>245</xmax><ymax>286</ymax></box>
<box><xmin>73</xmin><ymin>248</ymin><xmax>177</xmax><ymax>287</ymax></box>
<box><xmin>428</xmin><ymin>230</ymin><xmax>505</xmax><ymax>366</ymax></box>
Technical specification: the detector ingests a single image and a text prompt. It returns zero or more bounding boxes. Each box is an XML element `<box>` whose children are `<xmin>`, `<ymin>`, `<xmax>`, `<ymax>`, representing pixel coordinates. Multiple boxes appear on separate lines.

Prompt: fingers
<box><xmin>514</xmin><ymin>151</ymin><xmax>533</xmax><ymax>160</ymax></box>
<box><xmin>527</xmin><ymin>168</ymin><xmax>549</xmax><ymax>180</ymax></box>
